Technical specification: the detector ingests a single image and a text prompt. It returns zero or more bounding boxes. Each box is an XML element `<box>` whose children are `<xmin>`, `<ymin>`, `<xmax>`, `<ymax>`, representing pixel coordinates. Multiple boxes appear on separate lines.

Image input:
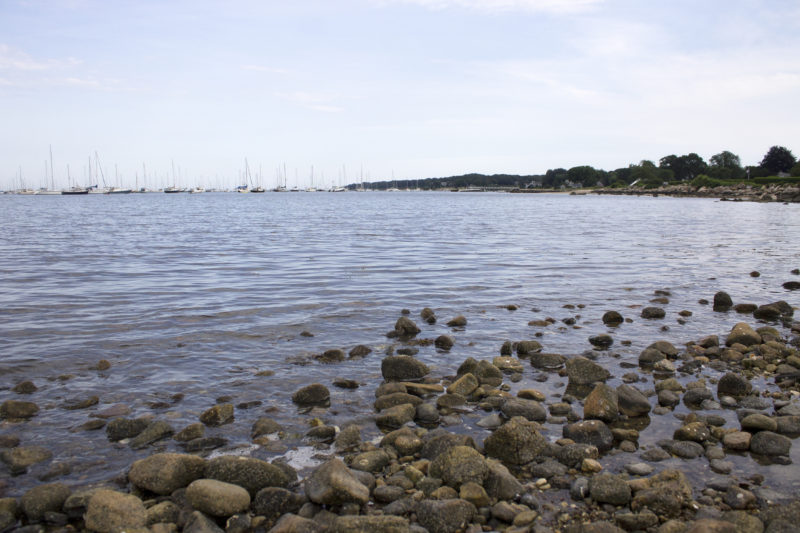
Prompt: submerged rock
<box><xmin>566</xmin><ymin>357</ymin><xmax>610</xmax><ymax>385</ymax></box>
<box><xmin>291</xmin><ymin>383</ymin><xmax>330</xmax><ymax>406</ymax></box>
<box><xmin>0</xmin><ymin>400</ymin><xmax>39</xmax><ymax>419</ymax></box>
<box><xmin>381</xmin><ymin>355</ymin><xmax>429</xmax><ymax>381</ymax></box>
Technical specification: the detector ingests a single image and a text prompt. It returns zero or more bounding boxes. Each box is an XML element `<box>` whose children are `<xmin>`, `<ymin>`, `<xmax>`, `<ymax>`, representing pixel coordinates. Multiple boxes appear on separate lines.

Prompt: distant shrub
<box><xmin>753</xmin><ymin>176</ymin><xmax>800</xmax><ymax>185</ymax></box>
<box><xmin>791</xmin><ymin>163</ymin><xmax>800</xmax><ymax>177</ymax></box>
<box><xmin>691</xmin><ymin>174</ymin><xmax>725</xmax><ymax>188</ymax></box>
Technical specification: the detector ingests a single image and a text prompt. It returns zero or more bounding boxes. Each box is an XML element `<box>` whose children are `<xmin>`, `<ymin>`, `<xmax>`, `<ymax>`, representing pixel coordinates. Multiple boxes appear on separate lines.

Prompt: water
<box><xmin>1</xmin><ymin>192</ymin><xmax>799</xmax><ymax>497</ymax></box>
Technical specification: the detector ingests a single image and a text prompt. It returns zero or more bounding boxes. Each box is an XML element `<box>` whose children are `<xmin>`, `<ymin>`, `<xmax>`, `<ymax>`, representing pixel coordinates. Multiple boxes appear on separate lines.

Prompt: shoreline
<box><xmin>2</xmin><ymin>283</ymin><xmax>800</xmax><ymax>531</ymax></box>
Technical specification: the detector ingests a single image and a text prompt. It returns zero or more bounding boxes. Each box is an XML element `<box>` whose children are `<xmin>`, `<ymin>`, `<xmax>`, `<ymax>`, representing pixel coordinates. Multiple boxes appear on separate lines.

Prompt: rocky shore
<box><xmin>2</xmin><ymin>285</ymin><xmax>800</xmax><ymax>532</ymax></box>
<box><xmin>592</xmin><ymin>183</ymin><xmax>800</xmax><ymax>203</ymax></box>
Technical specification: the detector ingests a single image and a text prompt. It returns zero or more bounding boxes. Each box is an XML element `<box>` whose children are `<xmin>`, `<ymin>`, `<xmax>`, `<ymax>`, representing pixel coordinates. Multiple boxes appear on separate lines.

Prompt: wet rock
<box><xmin>446</xmin><ymin>315</ymin><xmax>467</xmax><ymax>327</ymax></box>
<box><xmin>563</xmin><ymin>420</ymin><xmax>614</xmax><ymax>453</ymax></box>
<box><xmin>0</xmin><ymin>435</ymin><xmax>20</xmax><ymax>448</ymax></box>
<box><xmin>183</xmin><ymin>510</ymin><xmax>225</xmax><ymax>533</ymax></box>
<box><xmin>558</xmin><ymin>443</ymin><xmax>599</xmax><ymax>468</ymax></box>
<box><xmin>205</xmin><ymin>456</ymin><xmax>289</xmax><ymax>497</ymax></box>
<box><xmin>616</xmin><ymin>384</ymin><xmax>651</xmax><ymax>417</ymax></box>
<box><xmin>106</xmin><ymin>417</ymin><xmax>149</xmax><ymax>441</ymax></box>
<box><xmin>382</xmin><ymin>355</ymin><xmax>430</xmax><ymax>381</ymax></box>
<box><xmin>516</xmin><ymin>340</ymin><xmax>542</xmax><ymax>355</ymax></box>
<box><xmin>12</xmin><ymin>381</ymin><xmax>37</xmax><ymax>394</ymax></box>
<box><xmin>674</xmin><ymin>422</ymin><xmax>710</xmax><ymax>443</ymax></box>
<box><xmin>291</xmin><ymin>383</ymin><xmax>330</xmax><ymax>406</ymax></box>
<box><xmin>566</xmin><ymin>357</ymin><xmax>610</xmax><ymax>385</ymax></box>
<box><xmin>304</xmin><ymin>458</ymin><xmax>369</xmax><ymax>506</ymax></box>
<box><xmin>602</xmin><ymin>311</ymin><xmax>624</xmax><ymax>326</ymax></box>
<box><xmin>395</xmin><ymin>316</ymin><xmax>421</xmax><ymax>336</ymax></box>
<box><xmin>381</xmin><ymin>427</ymin><xmax>423</xmax><ymax>456</ymax></box>
<box><xmin>499</xmin><ymin>397</ymin><xmax>546</xmax><ymax>423</ymax></box>
<box><xmin>723</xmin><ymin>485</ymin><xmax>757</xmax><ymax>510</ymax></box>
<box><xmin>0</xmin><ymin>400</ymin><xmax>39</xmax><ymax>419</ymax></box>
<box><xmin>129</xmin><ymin>453</ymin><xmax>206</xmax><ymax>495</ymax></box>
<box><xmin>630</xmin><ymin>469</ymin><xmax>692</xmax><ymax>519</ymax></box>
<box><xmin>174</xmin><ymin>423</ymin><xmax>205</xmax><ymax>442</ymax></box>
<box><xmin>415</xmin><ymin>403</ymin><xmax>440</xmax><ymax>425</ymax></box>
<box><xmin>61</xmin><ymin>395</ymin><xmax>99</xmax><ymax>410</ymax></box>
<box><xmin>749</xmin><ymin>431</ymin><xmax>791</xmax><ymax>456</ymax></box>
<box><xmin>776</xmin><ymin>415</ymin><xmax>800</xmax><ymax>435</ymax></box>
<box><xmin>685</xmin><ymin>519</ymin><xmax>737</xmax><ymax>533</ymax></box>
<box><xmin>430</xmin><ymin>445</ymin><xmax>489</xmax><ymax>488</ymax></box>
<box><xmin>83</xmin><ymin>489</ymin><xmax>146</xmax><ymax>533</ymax></box>
<box><xmin>130</xmin><ymin>420</ymin><xmax>174</xmax><ymax>449</ymax></box>
<box><xmin>714</xmin><ymin>291</ymin><xmax>733</xmax><ymax>311</ymax></box>
<box><xmin>493</xmin><ymin>356</ymin><xmax>524</xmax><ymax>373</ymax></box>
<box><xmin>589</xmin><ymin>474</ymin><xmax>631</xmax><ymax>506</ymax></box>
<box><xmin>315</xmin><ymin>349</ymin><xmax>346</xmax><ymax>363</ymax></box>
<box><xmin>421</xmin><ymin>431</ymin><xmax>476</xmax><ymax>460</ymax></box>
<box><xmin>421</xmin><ymin>307</ymin><xmax>437</xmax><ymax>323</ymax></box>
<box><xmin>583</xmin><ymin>383</ymin><xmax>619</xmax><ymax>422</ymax></box>
<box><xmin>485</xmin><ymin>416</ymin><xmax>547</xmax><ymax>465</ymax></box>
<box><xmin>683</xmin><ymin>388</ymin><xmax>714</xmax><ymax>408</ymax></box>
<box><xmin>457</xmin><ymin>358</ymin><xmax>503</xmax><ymax>386</ymax></box>
<box><xmin>717</xmin><ymin>373</ymin><xmax>752</xmax><ymax>397</ymax></box>
<box><xmin>639</xmin><ymin>348</ymin><xmax>666</xmax><ymax>368</ymax></box>
<box><xmin>530</xmin><ymin>352</ymin><xmax>566</xmax><ymax>370</ymax></box>
<box><xmin>350</xmin><ymin>450</ymin><xmax>391</xmax><ymax>473</ymax></box>
<box><xmin>435</xmin><ymin>335</ymin><xmax>454</xmax><ymax>350</ymax></box>
<box><xmin>641</xmin><ymin>307</ymin><xmax>666</xmax><ymax>319</ymax></box>
<box><xmin>1</xmin><ymin>446</ymin><xmax>52</xmax><ymax>474</ymax></box>
<box><xmin>726</xmin><ymin>323</ymin><xmax>761</xmax><ymax>347</ymax></box>
<box><xmin>252</xmin><ymin>487</ymin><xmax>306</xmax><ymax>525</ymax></box>
<box><xmin>741</xmin><ymin>413</ymin><xmax>778</xmax><ymax>432</ymax></box>
<box><xmin>484</xmin><ymin>460</ymin><xmax>524</xmax><ymax>500</ymax></box>
<box><xmin>332</xmin><ymin>515</ymin><xmax>411</xmax><ymax>533</ymax></box>
<box><xmin>375</xmin><ymin>392</ymin><xmax>424</xmax><ymax>411</ymax></box>
<box><xmin>416</xmin><ymin>499</ymin><xmax>476</xmax><ymax>533</ymax></box>
<box><xmin>376</xmin><ymin>403</ymin><xmax>416</xmax><ymax>429</ymax></box>
<box><xmin>589</xmin><ymin>334</ymin><xmax>614</xmax><ymax>349</ymax></box>
<box><xmin>199</xmin><ymin>403</ymin><xmax>234</xmax><ymax>426</ymax></box>
<box><xmin>348</xmin><ymin>345</ymin><xmax>372</xmax><ymax>358</ymax></box>
<box><xmin>186</xmin><ymin>479</ymin><xmax>250</xmax><ymax>517</ymax></box>
<box><xmin>754</xmin><ymin>301</ymin><xmax>792</xmax><ymax>321</ymax></box>
<box><xmin>21</xmin><ymin>483</ymin><xmax>70</xmax><ymax>522</ymax></box>
<box><xmin>722</xmin><ymin>431</ymin><xmax>751</xmax><ymax>451</ymax></box>
<box><xmin>448</xmin><ymin>373</ymin><xmax>479</xmax><ymax>397</ymax></box>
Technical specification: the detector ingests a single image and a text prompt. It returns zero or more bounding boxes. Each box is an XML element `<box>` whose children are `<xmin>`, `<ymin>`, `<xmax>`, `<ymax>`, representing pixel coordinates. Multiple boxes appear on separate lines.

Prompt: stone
<box><xmin>303</xmin><ymin>458</ymin><xmax>369</xmax><ymax>506</ymax></box>
<box><xmin>639</xmin><ymin>348</ymin><xmax>666</xmax><ymax>367</ymax></box>
<box><xmin>106</xmin><ymin>417</ymin><xmax>149</xmax><ymax>441</ymax></box>
<box><xmin>291</xmin><ymin>383</ymin><xmax>330</xmax><ymax>406</ymax></box>
<box><xmin>459</xmin><ymin>482</ymin><xmax>490</xmax><ymax>507</ymax></box>
<box><xmin>381</xmin><ymin>355</ymin><xmax>430</xmax><ymax>381</ymax></box>
<box><xmin>129</xmin><ymin>453</ymin><xmax>206</xmax><ymax>495</ymax></box>
<box><xmin>616</xmin><ymin>384</ymin><xmax>651</xmax><ymax>417</ymax></box>
<box><xmin>563</xmin><ymin>420</ymin><xmax>614</xmax><ymax>453</ymax></box>
<box><xmin>485</xmin><ymin>416</ymin><xmax>547</xmax><ymax>465</ymax></box>
<box><xmin>749</xmin><ymin>431</ymin><xmax>791</xmax><ymax>456</ymax></box>
<box><xmin>726</xmin><ymin>323</ymin><xmax>762</xmax><ymax>347</ymax></box>
<box><xmin>348</xmin><ymin>345</ymin><xmax>372</xmax><ymax>358</ymax></box>
<box><xmin>0</xmin><ymin>400</ymin><xmax>39</xmax><ymax>419</ymax></box>
<box><xmin>446</xmin><ymin>315</ymin><xmax>467</xmax><ymax>327</ymax></box>
<box><xmin>0</xmin><ymin>446</ymin><xmax>52</xmax><ymax>474</ymax></box>
<box><xmin>717</xmin><ymin>373</ymin><xmax>752</xmax><ymax>397</ymax></box>
<box><xmin>674</xmin><ymin>422</ymin><xmax>710</xmax><ymax>442</ymax></box>
<box><xmin>516</xmin><ymin>340</ymin><xmax>543</xmax><ymax>355</ymax></box>
<box><xmin>434</xmin><ymin>335</ymin><xmax>454</xmax><ymax>350</ymax></box>
<box><xmin>741</xmin><ymin>413</ymin><xmax>778</xmax><ymax>432</ymax></box>
<box><xmin>21</xmin><ymin>483</ymin><xmax>70</xmax><ymax>522</ymax></box>
<box><xmin>484</xmin><ymin>460</ymin><xmax>524</xmax><ymax>500</ymax></box>
<box><xmin>186</xmin><ymin>479</ymin><xmax>250</xmax><ymax>517</ymax></box>
<box><xmin>501</xmin><ymin>397</ymin><xmax>547</xmax><ymax>422</ymax></box>
<box><xmin>174</xmin><ymin>423</ymin><xmax>205</xmax><ymax>442</ymax></box>
<box><xmin>376</xmin><ymin>403</ymin><xmax>416</xmax><ymax>429</ymax></box>
<box><xmin>723</xmin><ymin>485</ymin><xmax>756</xmax><ymax>510</ymax></box>
<box><xmin>530</xmin><ymin>352</ymin><xmax>566</xmax><ymax>370</ymax></box>
<box><xmin>447</xmin><ymin>373</ymin><xmax>479</xmax><ymax>396</ymax></box>
<box><xmin>493</xmin><ymin>356</ymin><xmax>524</xmax><ymax>373</ymax></box>
<box><xmin>583</xmin><ymin>383</ymin><xmax>619</xmax><ymax>422</ymax></box>
<box><xmin>630</xmin><ymin>469</ymin><xmax>692</xmax><ymax>519</ymax></box>
<box><xmin>722</xmin><ymin>431</ymin><xmax>751</xmax><ymax>451</ymax></box>
<box><xmin>395</xmin><ymin>316</ymin><xmax>421</xmax><ymax>335</ymax></box>
<box><xmin>331</xmin><ymin>515</ymin><xmax>411</xmax><ymax>533</ymax></box>
<box><xmin>683</xmin><ymin>388</ymin><xmax>713</xmax><ymax>408</ymax></box>
<box><xmin>641</xmin><ymin>307</ymin><xmax>666</xmax><ymax>319</ymax></box>
<box><xmin>84</xmin><ymin>489</ymin><xmax>146</xmax><ymax>533</ymax></box>
<box><xmin>429</xmin><ymin>446</ymin><xmax>489</xmax><ymax>488</ymax></box>
<box><xmin>374</xmin><ymin>392</ymin><xmax>423</xmax><ymax>411</ymax></box>
<box><xmin>350</xmin><ymin>450</ymin><xmax>391</xmax><ymax>473</ymax></box>
<box><xmin>714</xmin><ymin>291</ymin><xmax>733</xmax><ymax>311</ymax></box>
<box><xmin>251</xmin><ymin>417</ymin><xmax>282</xmax><ymax>438</ymax></box>
<box><xmin>130</xmin><ymin>420</ymin><xmax>174</xmax><ymax>449</ymax></box>
<box><xmin>145</xmin><ymin>500</ymin><xmax>179</xmax><ymax>525</ymax></box>
<box><xmin>12</xmin><ymin>381</ymin><xmax>37</xmax><ymax>394</ymax></box>
<box><xmin>252</xmin><ymin>487</ymin><xmax>306</xmax><ymax>524</ymax></box>
<box><xmin>566</xmin><ymin>357</ymin><xmax>610</xmax><ymax>385</ymax></box>
<box><xmin>589</xmin><ymin>334</ymin><xmax>614</xmax><ymax>349</ymax></box>
<box><xmin>184</xmin><ymin>510</ymin><xmax>225</xmax><ymax>533</ymax></box>
<box><xmin>416</xmin><ymin>499</ymin><xmax>476</xmax><ymax>533</ymax></box>
<box><xmin>602</xmin><ymin>311</ymin><xmax>624</xmax><ymax>326</ymax></box>
<box><xmin>205</xmin><ymin>456</ymin><xmax>290</xmax><ymax>497</ymax></box>
<box><xmin>588</xmin><ymin>474</ymin><xmax>631</xmax><ymax>505</ymax></box>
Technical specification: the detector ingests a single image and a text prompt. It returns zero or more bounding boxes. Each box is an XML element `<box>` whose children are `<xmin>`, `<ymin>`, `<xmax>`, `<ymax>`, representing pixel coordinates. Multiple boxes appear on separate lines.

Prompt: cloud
<box><xmin>378</xmin><ymin>0</ymin><xmax>603</xmax><ymax>14</ymax></box>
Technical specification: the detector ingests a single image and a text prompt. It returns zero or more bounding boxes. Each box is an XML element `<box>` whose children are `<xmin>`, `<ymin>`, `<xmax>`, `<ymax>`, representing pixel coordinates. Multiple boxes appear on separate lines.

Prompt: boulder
<box><xmin>601</xmin><ymin>311</ymin><xmax>624</xmax><ymax>326</ymax></box>
<box><xmin>583</xmin><ymin>384</ymin><xmax>619</xmax><ymax>422</ymax></box>
<box><xmin>588</xmin><ymin>474</ymin><xmax>631</xmax><ymax>506</ymax></box>
<box><xmin>205</xmin><ymin>456</ymin><xmax>290</xmax><ymax>497</ymax></box>
<box><xmin>0</xmin><ymin>445</ymin><xmax>52</xmax><ymax>474</ymax></box>
<box><xmin>21</xmin><ymin>483</ymin><xmax>70</xmax><ymax>522</ymax></box>
<box><xmin>0</xmin><ymin>400</ymin><xmax>39</xmax><ymax>419</ymax></box>
<box><xmin>251</xmin><ymin>417</ymin><xmax>282</xmax><ymax>438</ymax></box>
<box><xmin>303</xmin><ymin>458</ymin><xmax>369</xmax><ymax>506</ymax></box>
<box><xmin>186</xmin><ymin>479</ymin><xmax>250</xmax><ymax>517</ymax></box>
<box><xmin>184</xmin><ymin>510</ymin><xmax>225</xmax><ymax>533</ymax></box>
<box><xmin>566</xmin><ymin>357</ymin><xmax>610</xmax><ymax>385</ymax></box>
<box><xmin>726</xmin><ymin>323</ymin><xmax>761</xmax><ymax>347</ymax></box>
<box><xmin>331</xmin><ymin>515</ymin><xmax>411</xmax><ymax>533</ymax></box>
<box><xmin>446</xmin><ymin>315</ymin><xmax>467</xmax><ymax>327</ymax></box>
<box><xmin>84</xmin><ymin>489</ymin><xmax>146</xmax><ymax>533</ymax></box>
<box><xmin>434</xmin><ymin>335</ymin><xmax>454</xmax><ymax>350</ymax></box>
<box><xmin>374</xmin><ymin>392</ymin><xmax>423</xmax><ymax>411</ymax></box>
<box><xmin>484</xmin><ymin>416</ymin><xmax>547</xmax><ymax>465</ymax></box>
<box><xmin>717</xmin><ymin>373</ymin><xmax>752</xmax><ymax>397</ymax></box>
<box><xmin>616</xmin><ymin>384</ymin><xmax>651</xmax><ymax>417</ymax></box>
<box><xmin>376</xmin><ymin>403</ymin><xmax>416</xmax><ymax>429</ymax></box>
<box><xmin>713</xmin><ymin>291</ymin><xmax>733</xmax><ymax>311</ymax></box>
<box><xmin>630</xmin><ymin>469</ymin><xmax>692</xmax><ymax>519</ymax></box>
<box><xmin>395</xmin><ymin>316</ymin><xmax>421</xmax><ymax>336</ymax></box>
<box><xmin>589</xmin><ymin>334</ymin><xmax>614</xmax><ymax>349</ymax></box>
<box><xmin>516</xmin><ymin>340</ymin><xmax>543</xmax><ymax>355</ymax></box>
<box><xmin>429</xmin><ymin>445</ymin><xmax>489</xmax><ymax>488</ymax></box>
<box><xmin>106</xmin><ymin>417</ymin><xmax>149</xmax><ymax>441</ymax></box>
<box><xmin>501</xmin><ymin>397</ymin><xmax>547</xmax><ymax>422</ymax></box>
<box><xmin>563</xmin><ymin>420</ymin><xmax>614</xmax><ymax>453</ymax></box>
<box><xmin>749</xmin><ymin>431</ymin><xmax>791</xmax><ymax>456</ymax></box>
<box><xmin>416</xmin><ymin>499</ymin><xmax>476</xmax><ymax>533</ymax></box>
<box><xmin>252</xmin><ymin>487</ymin><xmax>306</xmax><ymax>524</ymax></box>
<box><xmin>641</xmin><ymin>307</ymin><xmax>666</xmax><ymax>319</ymax></box>
<box><xmin>291</xmin><ymin>383</ymin><xmax>330</xmax><ymax>406</ymax></box>
<box><xmin>447</xmin><ymin>373</ymin><xmax>479</xmax><ymax>397</ymax></box>
<box><xmin>130</xmin><ymin>420</ymin><xmax>174</xmax><ymax>449</ymax></box>
<box><xmin>128</xmin><ymin>453</ymin><xmax>206</xmax><ymax>495</ymax></box>
<box><xmin>381</xmin><ymin>355</ymin><xmax>430</xmax><ymax>381</ymax></box>
<box><xmin>530</xmin><ymin>352</ymin><xmax>566</xmax><ymax>370</ymax></box>
<box><xmin>348</xmin><ymin>345</ymin><xmax>372</xmax><ymax>358</ymax></box>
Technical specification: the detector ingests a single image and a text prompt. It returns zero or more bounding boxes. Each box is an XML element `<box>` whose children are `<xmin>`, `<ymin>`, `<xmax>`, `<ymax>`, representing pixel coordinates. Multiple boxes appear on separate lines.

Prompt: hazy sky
<box><xmin>1</xmin><ymin>0</ymin><xmax>799</xmax><ymax>189</ymax></box>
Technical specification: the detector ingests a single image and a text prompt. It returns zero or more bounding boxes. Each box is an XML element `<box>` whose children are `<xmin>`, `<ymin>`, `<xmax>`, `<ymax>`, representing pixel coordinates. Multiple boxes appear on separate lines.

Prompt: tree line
<box><xmin>357</xmin><ymin>146</ymin><xmax>798</xmax><ymax>190</ymax></box>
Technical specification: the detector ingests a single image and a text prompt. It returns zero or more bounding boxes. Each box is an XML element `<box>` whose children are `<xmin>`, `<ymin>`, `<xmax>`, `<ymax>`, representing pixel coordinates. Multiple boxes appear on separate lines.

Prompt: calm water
<box><xmin>1</xmin><ymin>192</ymin><xmax>799</xmax><ymax>496</ymax></box>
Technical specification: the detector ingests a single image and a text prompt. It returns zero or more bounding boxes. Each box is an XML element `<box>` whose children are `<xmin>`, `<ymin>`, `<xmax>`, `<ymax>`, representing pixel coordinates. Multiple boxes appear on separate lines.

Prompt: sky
<box><xmin>1</xmin><ymin>0</ymin><xmax>799</xmax><ymax>189</ymax></box>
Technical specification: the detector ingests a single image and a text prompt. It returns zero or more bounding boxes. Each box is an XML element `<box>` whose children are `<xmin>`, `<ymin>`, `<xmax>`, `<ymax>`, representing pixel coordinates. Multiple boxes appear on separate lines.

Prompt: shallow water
<box><xmin>1</xmin><ymin>192</ymin><xmax>799</xmax><ymax>497</ymax></box>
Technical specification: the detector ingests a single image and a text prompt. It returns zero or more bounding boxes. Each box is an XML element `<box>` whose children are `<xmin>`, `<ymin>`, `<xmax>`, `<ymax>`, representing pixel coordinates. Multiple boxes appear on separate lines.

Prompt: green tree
<box><xmin>567</xmin><ymin>165</ymin><xmax>598</xmax><ymax>187</ymax></box>
<box><xmin>708</xmin><ymin>150</ymin><xmax>745</xmax><ymax>180</ymax></box>
<box><xmin>760</xmin><ymin>146</ymin><xmax>796</xmax><ymax>174</ymax></box>
<box><xmin>659</xmin><ymin>153</ymin><xmax>707</xmax><ymax>181</ymax></box>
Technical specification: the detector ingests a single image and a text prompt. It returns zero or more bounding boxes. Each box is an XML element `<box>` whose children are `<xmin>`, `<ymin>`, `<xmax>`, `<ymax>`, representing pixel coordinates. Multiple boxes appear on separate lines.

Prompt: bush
<box><xmin>753</xmin><ymin>176</ymin><xmax>800</xmax><ymax>185</ymax></box>
<box><xmin>691</xmin><ymin>174</ymin><xmax>725</xmax><ymax>188</ymax></box>
<box><xmin>791</xmin><ymin>163</ymin><xmax>800</xmax><ymax>177</ymax></box>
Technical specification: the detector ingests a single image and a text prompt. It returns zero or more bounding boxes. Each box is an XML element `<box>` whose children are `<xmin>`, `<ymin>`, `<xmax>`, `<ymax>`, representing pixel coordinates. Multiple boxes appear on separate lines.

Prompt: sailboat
<box><xmin>36</xmin><ymin>147</ymin><xmax>61</xmax><ymax>194</ymax></box>
<box><xmin>62</xmin><ymin>165</ymin><xmax>88</xmax><ymax>194</ymax></box>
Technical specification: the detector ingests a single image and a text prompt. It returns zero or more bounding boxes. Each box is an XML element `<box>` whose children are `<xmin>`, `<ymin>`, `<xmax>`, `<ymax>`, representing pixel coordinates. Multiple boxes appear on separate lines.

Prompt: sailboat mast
<box><xmin>49</xmin><ymin>145</ymin><xmax>54</xmax><ymax>190</ymax></box>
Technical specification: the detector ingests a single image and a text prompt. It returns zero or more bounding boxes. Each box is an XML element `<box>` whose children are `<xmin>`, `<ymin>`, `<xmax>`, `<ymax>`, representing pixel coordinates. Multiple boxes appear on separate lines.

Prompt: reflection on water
<box><xmin>0</xmin><ymin>192</ymin><xmax>799</xmax><ymax>495</ymax></box>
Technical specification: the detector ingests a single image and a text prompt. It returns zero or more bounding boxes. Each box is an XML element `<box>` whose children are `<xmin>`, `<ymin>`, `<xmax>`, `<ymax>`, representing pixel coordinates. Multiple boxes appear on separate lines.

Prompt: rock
<box><xmin>566</xmin><ymin>357</ymin><xmax>610</xmax><ymax>385</ymax></box>
<box><xmin>516</xmin><ymin>340</ymin><xmax>543</xmax><ymax>355</ymax></box>
<box><xmin>602</xmin><ymin>311</ymin><xmax>624</xmax><ymax>326</ymax></box>
<box><xmin>530</xmin><ymin>352</ymin><xmax>566</xmax><ymax>370</ymax></box>
<box><xmin>421</xmin><ymin>432</ymin><xmax>476</xmax><ymax>460</ymax></box>
<box><xmin>416</xmin><ymin>499</ymin><xmax>476</xmax><ymax>533</ymax></box>
<box><xmin>373</xmin><ymin>484</ymin><xmax>405</xmax><ymax>503</ymax></box>
<box><xmin>484</xmin><ymin>460</ymin><xmax>524</xmax><ymax>500</ymax></box>
<box><xmin>350</xmin><ymin>450</ymin><xmax>391</xmax><ymax>473</ymax></box>
<box><xmin>583</xmin><ymin>384</ymin><xmax>619</xmax><ymax>422</ymax></box>
<box><xmin>776</xmin><ymin>415</ymin><xmax>800</xmax><ymax>435</ymax></box>
<box><xmin>447</xmin><ymin>373</ymin><xmax>479</xmax><ymax>397</ymax></box>
<box><xmin>145</xmin><ymin>500</ymin><xmax>179</xmax><ymax>525</ymax></box>
<box><xmin>376</xmin><ymin>403</ymin><xmax>416</xmax><ymax>429</ymax></box>
<box><xmin>0</xmin><ymin>400</ymin><xmax>39</xmax><ymax>419</ymax></box>
<box><xmin>381</xmin><ymin>355</ymin><xmax>430</xmax><ymax>381</ymax></box>
<box><xmin>184</xmin><ymin>510</ymin><xmax>225</xmax><ymax>533</ymax></box>
<box><xmin>0</xmin><ymin>446</ymin><xmax>52</xmax><ymax>474</ymax></box>
<box><xmin>749</xmin><ymin>431</ymin><xmax>791</xmax><ymax>456</ymax></box>
<box><xmin>267</xmin><ymin>513</ymin><xmax>317</xmax><ymax>533</ymax></box>
<box><xmin>251</xmin><ymin>417</ymin><xmax>282</xmax><ymax>439</ymax></box>
<box><xmin>130</xmin><ymin>420</ymin><xmax>174</xmax><ymax>449</ymax></box>
<box><xmin>62</xmin><ymin>395</ymin><xmax>99</xmax><ymax>410</ymax></box>
<box><xmin>446</xmin><ymin>315</ymin><xmax>467</xmax><ymax>327</ymax></box>
<box><xmin>252</xmin><ymin>487</ymin><xmax>306</xmax><ymax>524</ymax></box>
<box><xmin>182</xmin><ymin>436</ymin><xmax>228</xmax><ymax>452</ymax></box>
<box><xmin>374</xmin><ymin>392</ymin><xmax>423</xmax><ymax>411</ymax></box>
<box><xmin>331</xmin><ymin>515</ymin><xmax>411</xmax><ymax>533</ymax></box>
<box><xmin>718</xmin><ymin>373</ymin><xmax>752</xmax><ymax>397</ymax></box>
<box><xmin>485</xmin><ymin>416</ymin><xmax>547</xmax><ymax>465</ymax></box>
<box><xmin>639</xmin><ymin>348</ymin><xmax>666</xmax><ymax>367</ymax></box>
<box><xmin>303</xmin><ymin>458</ymin><xmax>369</xmax><ymax>506</ymax></box>
<box><xmin>723</xmin><ymin>485</ymin><xmax>756</xmax><ymax>510</ymax></box>
<box><xmin>106</xmin><ymin>417</ymin><xmax>149</xmax><ymax>441</ymax></box>
<box><xmin>558</xmin><ymin>443</ymin><xmax>600</xmax><ymax>468</ymax></box>
<box><xmin>348</xmin><ymin>345</ymin><xmax>372</xmax><ymax>358</ymax></box>
<box><xmin>128</xmin><ymin>453</ymin><xmax>206</xmax><ymax>495</ymax></box>
<box><xmin>669</xmin><ymin>440</ymin><xmax>704</xmax><ymax>459</ymax></box>
<box><xmin>630</xmin><ymin>469</ymin><xmax>692</xmax><ymax>519</ymax></box>
<box><xmin>315</xmin><ymin>349</ymin><xmax>346</xmax><ymax>363</ymax></box>
<box><xmin>381</xmin><ymin>427</ymin><xmax>423</xmax><ymax>456</ymax></box>
<box><xmin>493</xmin><ymin>356</ymin><xmax>524</xmax><ymax>373</ymax></box>
<box><xmin>435</xmin><ymin>335</ymin><xmax>454</xmax><ymax>350</ymax></box>
<box><xmin>415</xmin><ymin>403</ymin><xmax>440</xmax><ymax>425</ymax></box>
<box><xmin>12</xmin><ymin>381</ymin><xmax>37</xmax><ymax>394</ymax></box>
<box><xmin>174</xmin><ymin>423</ymin><xmax>205</xmax><ymax>442</ymax></box>
<box><xmin>501</xmin><ymin>397</ymin><xmax>547</xmax><ymax>422</ymax></box>
<box><xmin>429</xmin><ymin>446</ymin><xmax>489</xmax><ymax>488</ymax></box>
<box><xmin>199</xmin><ymin>403</ymin><xmax>234</xmax><ymax>426</ymax></box>
<box><xmin>21</xmin><ymin>483</ymin><xmax>70</xmax><ymax>522</ymax></box>
<box><xmin>741</xmin><ymin>413</ymin><xmax>778</xmax><ymax>432</ymax></box>
<box><xmin>84</xmin><ymin>489</ymin><xmax>146</xmax><ymax>533</ymax></box>
<box><xmin>714</xmin><ymin>291</ymin><xmax>733</xmax><ymax>311</ymax></box>
<box><xmin>721</xmin><ymin>510</ymin><xmax>764</xmax><ymax>533</ymax></box>
<box><xmin>186</xmin><ymin>479</ymin><xmax>250</xmax><ymax>517</ymax></box>
<box><xmin>421</xmin><ymin>307</ymin><xmax>437</xmax><ymax>323</ymax></box>
<box><xmin>625</xmin><ymin>462</ymin><xmax>654</xmax><ymax>476</ymax></box>
<box><xmin>563</xmin><ymin>420</ymin><xmax>614</xmax><ymax>453</ymax></box>
<box><xmin>674</xmin><ymin>422</ymin><xmax>710</xmax><ymax>442</ymax></box>
<box><xmin>683</xmin><ymin>388</ymin><xmax>713</xmax><ymax>408</ymax></box>
<box><xmin>589</xmin><ymin>334</ymin><xmax>614</xmax><ymax>349</ymax></box>
<box><xmin>589</xmin><ymin>474</ymin><xmax>631</xmax><ymax>506</ymax></box>
<box><xmin>616</xmin><ymin>384</ymin><xmax>651</xmax><ymax>417</ymax></box>
<box><xmin>641</xmin><ymin>307</ymin><xmax>666</xmax><ymax>319</ymax></box>
<box><xmin>459</xmin><ymin>482</ymin><xmax>490</xmax><ymax>507</ymax></box>
<box><xmin>205</xmin><ymin>456</ymin><xmax>289</xmax><ymax>497</ymax></box>
<box><xmin>754</xmin><ymin>302</ymin><xmax>790</xmax><ymax>321</ymax></box>
<box><xmin>291</xmin><ymin>383</ymin><xmax>330</xmax><ymax>406</ymax></box>
<box><xmin>726</xmin><ymin>323</ymin><xmax>762</xmax><ymax>347</ymax></box>
<box><xmin>722</xmin><ymin>431</ymin><xmax>751</xmax><ymax>451</ymax></box>
<box><xmin>395</xmin><ymin>316</ymin><xmax>421</xmax><ymax>335</ymax></box>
